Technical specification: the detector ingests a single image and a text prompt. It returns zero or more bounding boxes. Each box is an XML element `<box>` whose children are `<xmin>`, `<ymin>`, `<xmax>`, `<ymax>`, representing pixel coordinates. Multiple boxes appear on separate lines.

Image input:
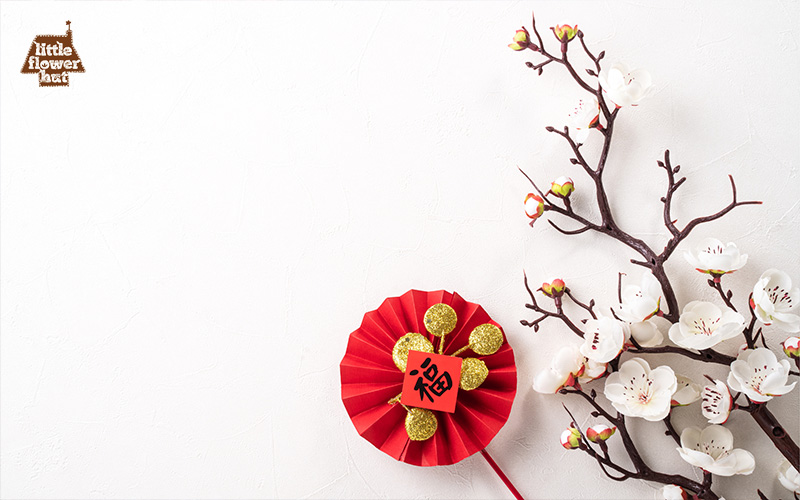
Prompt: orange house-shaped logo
<box><xmin>21</xmin><ymin>21</ymin><xmax>85</xmax><ymax>87</ymax></box>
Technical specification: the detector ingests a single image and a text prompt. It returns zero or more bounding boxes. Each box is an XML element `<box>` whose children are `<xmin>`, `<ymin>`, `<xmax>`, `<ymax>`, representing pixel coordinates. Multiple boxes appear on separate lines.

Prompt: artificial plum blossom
<box><xmin>618</xmin><ymin>272</ymin><xmax>663</xmax><ymax>323</ymax></box>
<box><xmin>579</xmin><ymin>358</ymin><xmax>607</xmax><ymax>382</ymax></box>
<box><xmin>604</xmin><ymin>357</ymin><xmax>677</xmax><ymax>421</ymax></box>
<box><xmin>701</xmin><ymin>380</ymin><xmax>732</xmax><ymax>425</ymax></box>
<box><xmin>580</xmin><ymin>316</ymin><xmax>626</xmax><ymax>363</ymax></box>
<box><xmin>626</xmin><ymin>320</ymin><xmax>663</xmax><ymax>347</ymax></box>
<box><xmin>533</xmin><ymin>344</ymin><xmax>583</xmax><ymax>393</ymax></box>
<box><xmin>524</xmin><ymin>193</ymin><xmax>545</xmax><ymax>221</ymax></box>
<box><xmin>783</xmin><ymin>336</ymin><xmax>800</xmax><ymax>358</ymax></box>
<box><xmin>676</xmin><ymin>425</ymin><xmax>755</xmax><ymax>476</ymax></box>
<box><xmin>567</xmin><ymin>99</ymin><xmax>599</xmax><ymax>143</ymax></box>
<box><xmin>751</xmin><ymin>269</ymin><xmax>800</xmax><ymax>332</ymax></box>
<box><xmin>533</xmin><ymin>344</ymin><xmax>607</xmax><ymax>393</ymax></box>
<box><xmin>597</xmin><ymin>63</ymin><xmax>652</xmax><ymax>107</ymax></box>
<box><xmin>671</xmin><ymin>375</ymin><xmax>701</xmax><ymax>407</ymax></box>
<box><xmin>586</xmin><ymin>424</ymin><xmax>616</xmax><ymax>442</ymax></box>
<box><xmin>778</xmin><ymin>459</ymin><xmax>800</xmax><ymax>494</ymax></box>
<box><xmin>560</xmin><ymin>427</ymin><xmax>581</xmax><ymax>449</ymax></box>
<box><xmin>552</xmin><ymin>24</ymin><xmax>578</xmax><ymax>42</ymax></box>
<box><xmin>550</xmin><ymin>176</ymin><xmax>574</xmax><ymax>198</ymax></box>
<box><xmin>727</xmin><ymin>348</ymin><xmax>796</xmax><ymax>403</ymax></box>
<box><xmin>683</xmin><ymin>238</ymin><xmax>747</xmax><ymax>278</ymax></box>
<box><xmin>668</xmin><ymin>301</ymin><xmax>745</xmax><ymax>350</ymax></box>
<box><xmin>661</xmin><ymin>485</ymin><xmax>688</xmax><ymax>500</ymax></box>
<box><xmin>508</xmin><ymin>28</ymin><xmax>531</xmax><ymax>51</ymax></box>
<box><xmin>541</xmin><ymin>278</ymin><xmax>566</xmax><ymax>297</ymax></box>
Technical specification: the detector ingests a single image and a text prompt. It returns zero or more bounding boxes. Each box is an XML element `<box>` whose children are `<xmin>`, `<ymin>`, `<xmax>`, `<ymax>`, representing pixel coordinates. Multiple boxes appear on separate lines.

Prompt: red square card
<box><xmin>400</xmin><ymin>350</ymin><xmax>462</xmax><ymax>413</ymax></box>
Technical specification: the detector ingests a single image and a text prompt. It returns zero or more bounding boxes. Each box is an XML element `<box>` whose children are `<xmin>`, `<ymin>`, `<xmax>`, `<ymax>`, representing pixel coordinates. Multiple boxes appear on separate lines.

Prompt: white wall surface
<box><xmin>1</xmin><ymin>1</ymin><xmax>798</xmax><ymax>499</ymax></box>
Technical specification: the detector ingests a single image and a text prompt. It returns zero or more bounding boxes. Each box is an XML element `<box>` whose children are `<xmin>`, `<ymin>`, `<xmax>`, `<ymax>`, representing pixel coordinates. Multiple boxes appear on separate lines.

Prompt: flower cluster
<box><xmin>512</xmin><ymin>13</ymin><xmax>799</xmax><ymax>499</ymax></box>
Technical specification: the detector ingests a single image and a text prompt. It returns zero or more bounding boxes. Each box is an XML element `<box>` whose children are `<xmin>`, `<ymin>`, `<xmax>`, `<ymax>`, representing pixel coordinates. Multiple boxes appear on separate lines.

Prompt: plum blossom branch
<box><xmin>560</xmin><ymin>388</ymin><xmax>720</xmax><ymax>499</ymax></box>
<box><xmin>663</xmin><ymin>413</ymin><xmax>681</xmax><ymax>445</ymax></box>
<box><xmin>566</xmin><ymin>288</ymin><xmax>597</xmax><ymax>319</ymax></box>
<box><xmin>708</xmin><ymin>277</ymin><xmax>737</xmax><ymax>312</ymax></box>
<box><xmin>513</xmin><ymin>12</ymin><xmax>798</xmax><ymax>494</ymax></box>
<box><xmin>660</xmin><ymin>173</ymin><xmax>762</xmax><ymax>263</ymax></box>
<box><xmin>626</xmin><ymin>345</ymin><xmax>736</xmax><ymax>366</ymax></box>
<box><xmin>521</xmin><ymin>271</ymin><xmax>584</xmax><ymax>337</ymax></box>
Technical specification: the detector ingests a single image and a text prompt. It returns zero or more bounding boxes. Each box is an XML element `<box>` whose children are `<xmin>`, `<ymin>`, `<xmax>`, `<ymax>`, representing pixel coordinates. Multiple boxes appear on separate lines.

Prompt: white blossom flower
<box><xmin>683</xmin><ymin>238</ymin><xmax>747</xmax><ymax>277</ymax></box>
<box><xmin>701</xmin><ymin>380</ymin><xmax>732</xmax><ymax>424</ymax></box>
<box><xmin>751</xmin><ymin>269</ymin><xmax>800</xmax><ymax>332</ymax></box>
<box><xmin>597</xmin><ymin>63</ymin><xmax>652</xmax><ymax>107</ymax></box>
<box><xmin>626</xmin><ymin>320</ymin><xmax>663</xmax><ymax>347</ymax></box>
<box><xmin>533</xmin><ymin>344</ymin><xmax>582</xmax><ymax>394</ymax></box>
<box><xmin>727</xmin><ymin>347</ymin><xmax>796</xmax><ymax>403</ymax></box>
<box><xmin>579</xmin><ymin>358</ymin><xmax>607</xmax><ymax>382</ymax></box>
<box><xmin>567</xmin><ymin>98</ymin><xmax>599</xmax><ymax>143</ymax></box>
<box><xmin>618</xmin><ymin>273</ymin><xmax>662</xmax><ymax>323</ymax></box>
<box><xmin>533</xmin><ymin>344</ymin><xmax>609</xmax><ymax>393</ymax></box>
<box><xmin>676</xmin><ymin>425</ymin><xmax>755</xmax><ymax>476</ymax></box>
<box><xmin>778</xmin><ymin>459</ymin><xmax>800</xmax><ymax>493</ymax></box>
<box><xmin>661</xmin><ymin>485</ymin><xmax>688</xmax><ymax>500</ymax></box>
<box><xmin>668</xmin><ymin>301</ymin><xmax>745</xmax><ymax>350</ymax></box>
<box><xmin>671</xmin><ymin>375</ymin><xmax>701</xmax><ymax>407</ymax></box>
<box><xmin>604</xmin><ymin>357</ymin><xmax>677</xmax><ymax>421</ymax></box>
<box><xmin>580</xmin><ymin>316</ymin><xmax>626</xmax><ymax>363</ymax></box>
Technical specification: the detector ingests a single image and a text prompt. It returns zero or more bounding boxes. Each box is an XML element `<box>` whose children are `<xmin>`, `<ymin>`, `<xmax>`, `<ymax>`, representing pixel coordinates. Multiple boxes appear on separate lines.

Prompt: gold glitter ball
<box><xmin>405</xmin><ymin>407</ymin><xmax>438</xmax><ymax>441</ymax></box>
<box><xmin>469</xmin><ymin>323</ymin><xmax>504</xmax><ymax>355</ymax></box>
<box><xmin>460</xmin><ymin>358</ymin><xmax>489</xmax><ymax>391</ymax></box>
<box><xmin>392</xmin><ymin>333</ymin><xmax>434</xmax><ymax>372</ymax></box>
<box><xmin>424</xmin><ymin>303</ymin><xmax>457</xmax><ymax>337</ymax></box>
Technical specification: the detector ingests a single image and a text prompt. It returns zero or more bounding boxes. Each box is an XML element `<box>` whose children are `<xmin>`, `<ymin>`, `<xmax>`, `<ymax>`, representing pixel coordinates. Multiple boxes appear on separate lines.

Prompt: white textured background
<box><xmin>1</xmin><ymin>1</ymin><xmax>798</xmax><ymax>499</ymax></box>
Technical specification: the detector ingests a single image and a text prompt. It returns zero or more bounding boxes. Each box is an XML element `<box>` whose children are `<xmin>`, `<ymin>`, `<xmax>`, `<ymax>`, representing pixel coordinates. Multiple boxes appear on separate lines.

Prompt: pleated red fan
<box><xmin>340</xmin><ymin>289</ymin><xmax>517</xmax><ymax>467</ymax></box>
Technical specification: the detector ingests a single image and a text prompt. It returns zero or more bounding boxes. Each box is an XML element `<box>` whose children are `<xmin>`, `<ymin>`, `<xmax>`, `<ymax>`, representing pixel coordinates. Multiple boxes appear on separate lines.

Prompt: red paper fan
<box><xmin>340</xmin><ymin>290</ymin><xmax>517</xmax><ymax>467</ymax></box>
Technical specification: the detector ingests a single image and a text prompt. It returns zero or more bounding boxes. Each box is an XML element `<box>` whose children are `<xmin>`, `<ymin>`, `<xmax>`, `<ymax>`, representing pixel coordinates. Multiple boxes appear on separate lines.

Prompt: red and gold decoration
<box><xmin>340</xmin><ymin>290</ymin><xmax>522</xmax><ymax>498</ymax></box>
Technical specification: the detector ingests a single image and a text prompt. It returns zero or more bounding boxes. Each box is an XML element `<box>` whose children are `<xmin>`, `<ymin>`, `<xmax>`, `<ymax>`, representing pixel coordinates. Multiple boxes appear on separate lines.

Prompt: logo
<box><xmin>21</xmin><ymin>21</ymin><xmax>85</xmax><ymax>87</ymax></box>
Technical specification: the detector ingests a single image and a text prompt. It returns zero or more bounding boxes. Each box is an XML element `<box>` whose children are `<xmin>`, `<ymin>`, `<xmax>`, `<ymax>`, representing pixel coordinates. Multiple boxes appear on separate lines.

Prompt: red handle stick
<box><xmin>480</xmin><ymin>449</ymin><xmax>524</xmax><ymax>500</ymax></box>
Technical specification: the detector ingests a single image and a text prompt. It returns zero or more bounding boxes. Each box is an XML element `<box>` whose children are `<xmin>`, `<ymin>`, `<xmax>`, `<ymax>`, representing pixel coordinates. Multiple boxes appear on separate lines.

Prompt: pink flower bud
<box><xmin>783</xmin><ymin>336</ymin><xmax>800</xmax><ymax>358</ymax></box>
<box><xmin>524</xmin><ymin>193</ymin><xmax>545</xmax><ymax>220</ymax></box>
<box><xmin>553</xmin><ymin>24</ymin><xmax>578</xmax><ymax>42</ymax></box>
<box><xmin>550</xmin><ymin>176</ymin><xmax>574</xmax><ymax>198</ymax></box>
<box><xmin>508</xmin><ymin>27</ymin><xmax>531</xmax><ymax>51</ymax></box>
<box><xmin>541</xmin><ymin>279</ymin><xmax>566</xmax><ymax>298</ymax></box>
<box><xmin>560</xmin><ymin>427</ymin><xmax>582</xmax><ymax>449</ymax></box>
<box><xmin>586</xmin><ymin>424</ymin><xmax>616</xmax><ymax>443</ymax></box>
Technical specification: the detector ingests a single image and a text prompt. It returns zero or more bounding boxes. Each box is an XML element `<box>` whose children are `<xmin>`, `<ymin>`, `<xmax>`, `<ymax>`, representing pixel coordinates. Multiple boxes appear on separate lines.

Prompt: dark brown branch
<box><xmin>626</xmin><ymin>345</ymin><xmax>736</xmax><ymax>366</ymax></box>
<box><xmin>566</xmin><ymin>288</ymin><xmax>597</xmax><ymax>319</ymax></box>
<box><xmin>743</xmin><ymin>309</ymin><xmax>757</xmax><ymax>350</ymax></box>
<box><xmin>660</xmin><ymin>174</ymin><xmax>762</xmax><ymax>262</ymax></box>
<box><xmin>709</xmin><ymin>278</ymin><xmax>737</xmax><ymax>312</ymax></box>
<box><xmin>522</xmin><ymin>271</ymin><xmax>585</xmax><ymax>337</ymax></box>
<box><xmin>562</xmin><ymin>404</ymin><xmax>636</xmax><ymax>481</ymax></box>
<box><xmin>750</xmin><ymin>402</ymin><xmax>800</xmax><ymax>470</ymax></box>
<box><xmin>546</xmin><ymin>126</ymin><xmax>594</xmax><ymax>173</ymax></box>
<box><xmin>663</xmin><ymin>412</ymin><xmax>681</xmax><ymax>445</ymax></box>
<box><xmin>577</xmin><ymin>30</ymin><xmax>602</xmax><ymax>74</ymax></box>
<box><xmin>658</xmin><ymin>150</ymin><xmax>685</xmax><ymax>238</ymax></box>
<box><xmin>560</xmin><ymin>388</ymin><xmax>719</xmax><ymax>499</ymax></box>
<box><xmin>518</xmin><ymin>166</ymin><xmax>553</xmax><ymax>206</ymax></box>
<box><xmin>548</xmin><ymin>219</ymin><xmax>592</xmax><ymax>235</ymax></box>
